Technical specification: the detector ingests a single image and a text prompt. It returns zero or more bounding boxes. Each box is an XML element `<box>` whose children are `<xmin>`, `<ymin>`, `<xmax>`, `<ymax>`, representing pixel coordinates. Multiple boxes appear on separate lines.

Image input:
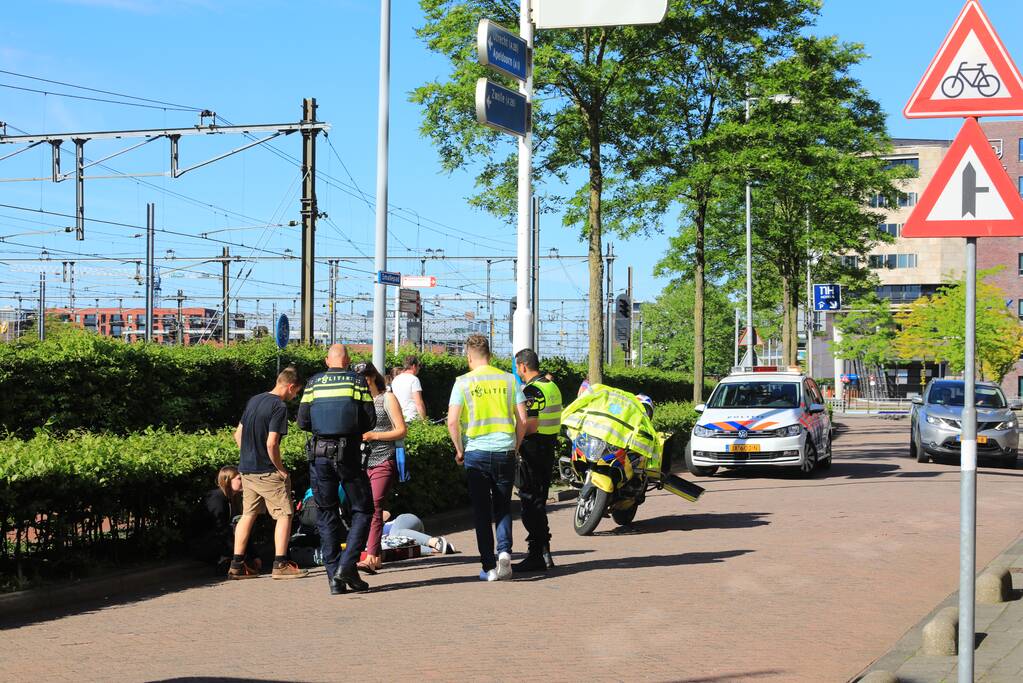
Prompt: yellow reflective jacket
<box><xmin>561</xmin><ymin>383</ymin><xmax>662</xmax><ymax>468</ymax></box>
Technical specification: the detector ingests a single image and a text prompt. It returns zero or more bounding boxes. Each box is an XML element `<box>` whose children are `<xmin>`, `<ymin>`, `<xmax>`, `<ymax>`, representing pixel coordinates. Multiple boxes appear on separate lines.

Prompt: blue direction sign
<box><xmin>377</xmin><ymin>270</ymin><xmax>402</xmax><ymax>286</ymax></box>
<box><xmin>813</xmin><ymin>283</ymin><xmax>842</xmax><ymax>311</ymax></box>
<box><xmin>475</xmin><ymin>78</ymin><xmax>529</xmax><ymax>137</ymax></box>
<box><xmin>477</xmin><ymin>19</ymin><xmax>529</xmax><ymax>82</ymax></box>
<box><xmin>275</xmin><ymin>314</ymin><xmax>289</xmax><ymax>350</ymax></box>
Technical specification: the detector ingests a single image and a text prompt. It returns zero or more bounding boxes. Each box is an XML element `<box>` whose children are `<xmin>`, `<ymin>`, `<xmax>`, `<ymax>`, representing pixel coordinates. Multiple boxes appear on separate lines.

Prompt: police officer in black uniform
<box><xmin>512</xmin><ymin>348</ymin><xmax>562</xmax><ymax>572</ymax></box>
<box><xmin>297</xmin><ymin>344</ymin><xmax>376</xmax><ymax>595</ymax></box>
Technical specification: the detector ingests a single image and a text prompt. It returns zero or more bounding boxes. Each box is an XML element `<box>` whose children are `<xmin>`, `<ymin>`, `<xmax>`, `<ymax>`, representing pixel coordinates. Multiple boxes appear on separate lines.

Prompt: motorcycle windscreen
<box><xmin>660</xmin><ymin>473</ymin><xmax>705</xmax><ymax>502</ymax></box>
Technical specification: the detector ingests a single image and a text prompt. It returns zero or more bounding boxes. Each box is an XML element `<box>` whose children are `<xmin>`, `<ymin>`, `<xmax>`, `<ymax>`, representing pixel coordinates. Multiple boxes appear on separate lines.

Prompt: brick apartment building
<box><xmin>49</xmin><ymin>306</ymin><xmax>245</xmax><ymax>345</ymax></box>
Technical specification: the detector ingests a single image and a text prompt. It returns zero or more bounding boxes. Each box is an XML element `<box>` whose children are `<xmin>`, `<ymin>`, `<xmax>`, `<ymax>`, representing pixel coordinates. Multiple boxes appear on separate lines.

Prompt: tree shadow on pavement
<box><xmin>592</xmin><ymin>512</ymin><xmax>770</xmax><ymax>536</ymax></box>
<box><xmin>678</xmin><ymin>671</ymin><xmax>786</xmax><ymax>682</ymax></box>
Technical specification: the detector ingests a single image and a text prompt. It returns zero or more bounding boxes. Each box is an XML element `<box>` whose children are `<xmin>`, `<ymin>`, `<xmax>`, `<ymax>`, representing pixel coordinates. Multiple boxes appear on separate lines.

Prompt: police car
<box><xmin>685</xmin><ymin>368</ymin><xmax>832</xmax><ymax>477</ymax></box>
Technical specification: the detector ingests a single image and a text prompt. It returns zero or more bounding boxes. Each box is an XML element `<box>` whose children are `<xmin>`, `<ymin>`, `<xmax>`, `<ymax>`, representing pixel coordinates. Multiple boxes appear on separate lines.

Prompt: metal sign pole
<box><xmin>372</xmin><ymin>0</ymin><xmax>391</xmax><ymax>371</ymax></box>
<box><xmin>959</xmin><ymin>236</ymin><xmax>978</xmax><ymax>682</ymax></box>
<box><xmin>512</xmin><ymin>0</ymin><xmax>534</xmax><ymax>356</ymax></box>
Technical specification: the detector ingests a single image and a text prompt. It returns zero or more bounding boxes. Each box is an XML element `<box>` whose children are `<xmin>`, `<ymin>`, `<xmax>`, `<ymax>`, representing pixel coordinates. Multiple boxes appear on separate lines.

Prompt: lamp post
<box><xmin>743</xmin><ymin>90</ymin><xmax>800</xmax><ymax>367</ymax></box>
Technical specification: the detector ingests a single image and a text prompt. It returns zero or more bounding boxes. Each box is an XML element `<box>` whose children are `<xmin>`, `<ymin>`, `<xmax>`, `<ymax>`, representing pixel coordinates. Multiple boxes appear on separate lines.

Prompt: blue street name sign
<box><xmin>477</xmin><ymin>19</ymin><xmax>529</xmax><ymax>82</ymax></box>
<box><xmin>377</xmin><ymin>270</ymin><xmax>402</xmax><ymax>286</ymax></box>
<box><xmin>275</xmin><ymin>314</ymin><xmax>289</xmax><ymax>350</ymax></box>
<box><xmin>475</xmin><ymin>78</ymin><xmax>529</xmax><ymax>137</ymax></box>
<box><xmin>813</xmin><ymin>283</ymin><xmax>842</xmax><ymax>311</ymax></box>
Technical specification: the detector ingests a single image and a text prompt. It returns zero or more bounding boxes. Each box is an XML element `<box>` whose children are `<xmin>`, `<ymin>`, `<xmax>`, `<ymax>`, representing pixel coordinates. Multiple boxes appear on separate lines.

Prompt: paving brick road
<box><xmin>3</xmin><ymin>416</ymin><xmax>1023</xmax><ymax>682</ymax></box>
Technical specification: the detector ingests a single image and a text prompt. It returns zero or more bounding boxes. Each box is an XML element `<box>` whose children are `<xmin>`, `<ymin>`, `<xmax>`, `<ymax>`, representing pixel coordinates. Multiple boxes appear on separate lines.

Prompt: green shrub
<box><xmin>0</xmin><ymin>328</ymin><xmax>709</xmax><ymax>436</ymax></box>
<box><xmin>0</xmin><ymin>420</ymin><xmax>463</xmax><ymax>589</ymax></box>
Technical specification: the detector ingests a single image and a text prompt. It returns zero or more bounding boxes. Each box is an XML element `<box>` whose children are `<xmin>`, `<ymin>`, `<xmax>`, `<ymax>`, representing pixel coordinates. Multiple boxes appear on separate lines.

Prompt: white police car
<box><xmin>685</xmin><ymin>368</ymin><xmax>832</xmax><ymax>477</ymax></box>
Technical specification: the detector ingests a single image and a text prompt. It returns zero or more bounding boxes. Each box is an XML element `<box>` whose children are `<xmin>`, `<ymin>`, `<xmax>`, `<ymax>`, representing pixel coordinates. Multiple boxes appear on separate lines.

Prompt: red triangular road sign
<box><xmin>904</xmin><ymin>0</ymin><xmax>1023</xmax><ymax>119</ymax></box>
<box><xmin>738</xmin><ymin>327</ymin><xmax>762</xmax><ymax>347</ymax></box>
<box><xmin>903</xmin><ymin>117</ymin><xmax>1023</xmax><ymax>238</ymax></box>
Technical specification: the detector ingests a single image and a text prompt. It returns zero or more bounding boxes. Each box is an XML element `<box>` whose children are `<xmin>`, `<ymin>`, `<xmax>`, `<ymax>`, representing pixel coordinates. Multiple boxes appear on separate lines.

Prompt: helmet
<box><xmin>635</xmin><ymin>393</ymin><xmax>654</xmax><ymax>419</ymax></box>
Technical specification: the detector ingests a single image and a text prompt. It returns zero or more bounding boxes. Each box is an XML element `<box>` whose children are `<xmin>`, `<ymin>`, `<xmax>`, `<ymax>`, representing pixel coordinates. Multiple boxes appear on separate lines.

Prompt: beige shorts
<box><xmin>240</xmin><ymin>472</ymin><xmax>294</xmax><ymax>520</ymax></box>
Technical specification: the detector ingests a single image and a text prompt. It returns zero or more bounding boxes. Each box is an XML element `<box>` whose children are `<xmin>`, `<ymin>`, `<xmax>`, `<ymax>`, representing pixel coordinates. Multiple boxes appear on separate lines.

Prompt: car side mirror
<box><xmin>808</xmin><ymin>403</ymin><xmax>826</xmax><ymax>414</ymax></box>
<box><xmin>912</xmin><ymin>396</ymin><xmax>923</xmax><ymax>405</ymax></box>
<box><xmin>694</xmin><ymin>403</ymin><xmax>705</xmax><ymax>413</ymax></box>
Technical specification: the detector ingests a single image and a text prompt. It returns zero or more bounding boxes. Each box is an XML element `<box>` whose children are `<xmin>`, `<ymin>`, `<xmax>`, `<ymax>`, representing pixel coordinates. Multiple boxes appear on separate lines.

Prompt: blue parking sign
<box><xmin>813</xmin><ymin>284</ymin><xmax>842</xmax><ymax>311</ymax></box>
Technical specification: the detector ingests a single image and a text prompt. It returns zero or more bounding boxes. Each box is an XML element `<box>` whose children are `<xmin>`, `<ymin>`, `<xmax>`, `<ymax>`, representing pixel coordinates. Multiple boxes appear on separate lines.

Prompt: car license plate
<box><xmin>727</xmin><ymin>444</ymin><xmax>760</xmax><ymax>453</ymax></box>
<box><xmin>956</xmin><ymin>435</ymin><xmax>989</xmax><ymax>444</ymax></box>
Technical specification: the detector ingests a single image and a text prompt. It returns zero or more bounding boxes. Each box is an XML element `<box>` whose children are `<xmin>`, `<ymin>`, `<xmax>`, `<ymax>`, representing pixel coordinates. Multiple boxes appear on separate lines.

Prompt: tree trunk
<box><xmin>692</xmin><ymin>194</ymin><xmax>706</xmax><ymax>402</ymax></box>
<box><xmin>780</xmin><ymin>272</ymin><xmax>800</xmax><ymax>367</ymax></box>
<box><xmin>587</xmin><ymin>127</ymin><xmax>604</xmax><ymax>384</ymax></box>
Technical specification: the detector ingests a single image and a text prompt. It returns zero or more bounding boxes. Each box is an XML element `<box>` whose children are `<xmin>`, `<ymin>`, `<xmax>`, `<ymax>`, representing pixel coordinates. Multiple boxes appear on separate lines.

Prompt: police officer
<box><xmin>297</xmin><ymin>344</ymin><xmax>376</xmax><ymax>595</ymax></box>
<box><xmin>512</xmin><ymin>348</ymin><xmax>561</xmax><ymax>572</ymax></box>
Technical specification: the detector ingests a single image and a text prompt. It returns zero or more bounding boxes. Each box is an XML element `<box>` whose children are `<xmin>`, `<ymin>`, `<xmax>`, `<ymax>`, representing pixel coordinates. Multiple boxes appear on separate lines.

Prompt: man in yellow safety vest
<box><xmin>447</xmin><ymin>334</ymin><xmax>527</xmax><ymax>582</ymax></box>
<box><xmin>512</xmin><ymin>348</ymin><xmax>562</xmax><ymax>572</ymax></box>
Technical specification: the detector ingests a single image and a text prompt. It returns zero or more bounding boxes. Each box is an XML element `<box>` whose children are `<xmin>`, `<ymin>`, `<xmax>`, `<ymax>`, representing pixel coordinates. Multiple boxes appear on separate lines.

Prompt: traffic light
<box><xmin>616</xmin><ymin>295</ymin><xmax>631</xmax><ymax>321</ymax></box>
<box><xmin>508</xmin><ymin>296</ymin><xmax>516</xmax><ymax>342</ymax></box>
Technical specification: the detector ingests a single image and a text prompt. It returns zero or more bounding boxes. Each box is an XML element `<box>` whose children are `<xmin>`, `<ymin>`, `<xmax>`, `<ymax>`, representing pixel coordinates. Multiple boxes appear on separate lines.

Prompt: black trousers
<box><xmin>516</xmin><ymin>437</ymin><xmax>555</xmax><ymax>549</ymax></box>
<box><xmin>307</xmin><ymin>437</ymin><xmax>373</xmax><ymax>580</ymax></box>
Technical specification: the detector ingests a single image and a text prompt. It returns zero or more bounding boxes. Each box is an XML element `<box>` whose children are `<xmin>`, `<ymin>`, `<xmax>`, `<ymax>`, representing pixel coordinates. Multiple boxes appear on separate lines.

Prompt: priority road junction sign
<box><xmin>904</xmin><ymin>0</ymin><xmax>1023</xmax><ymax>119</ymax></box>
<box><xmin>902</xmin><ymin>117</ymin><xmax>1023</xmax><ymax>237</ymax></box>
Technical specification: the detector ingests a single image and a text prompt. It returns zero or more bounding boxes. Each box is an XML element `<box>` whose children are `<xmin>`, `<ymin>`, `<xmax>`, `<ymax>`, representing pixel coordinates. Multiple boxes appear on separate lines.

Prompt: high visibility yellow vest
<box><xmin>458</xmin><ymin>365</ymin><xmax>517</xmax><ymax>438</ymax></box>
<box><xmin>561</xmin><ymin>383</ymin><xmax>662</xmax><ymax>466</ymax></box>
<box><xmin>526</xmin><ymin>376</ymin><xmax>563</xmax><ymax>436</ymax></box>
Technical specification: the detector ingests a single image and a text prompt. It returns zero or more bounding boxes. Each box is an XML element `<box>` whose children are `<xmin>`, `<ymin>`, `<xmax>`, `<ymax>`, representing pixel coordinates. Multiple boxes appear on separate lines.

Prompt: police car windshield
<box><xmin>707</xmin><ymin>381</ymin><xmax>799</xmax><ymax>409</ymax></box>
<box><xmin>927</xmin><ymin>382</ymin><xmax>1006</xmax><ymax>408</ymax></box>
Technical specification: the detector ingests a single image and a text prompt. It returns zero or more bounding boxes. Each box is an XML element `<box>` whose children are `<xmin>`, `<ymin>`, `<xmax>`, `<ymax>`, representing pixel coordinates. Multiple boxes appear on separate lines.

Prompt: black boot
<box><xmin>334</xmin><ymin>566</ymin><xmax>370</xmax><ymax>592</ymax></box>
<box><xmin>542</xmin><ymin>543</ymin><xmax>555</xmax><ymax>569</ymax></box>
<box><xmin>328</xmin><ymin>577</ymin><xmax>347</xmax><ymax>595</ymax></box>
<box><xmin>513</xmin><ymin>545</ymin><xmax>547</xmax><ymax>572</ymax></box>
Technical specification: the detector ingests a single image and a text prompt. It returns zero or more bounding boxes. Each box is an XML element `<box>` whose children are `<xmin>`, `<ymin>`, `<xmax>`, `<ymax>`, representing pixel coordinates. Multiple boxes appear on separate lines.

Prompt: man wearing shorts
<box><xmin>228</xmin><ymin>366</ymin><xmax>308</xmax><ymax>580</ymax></box>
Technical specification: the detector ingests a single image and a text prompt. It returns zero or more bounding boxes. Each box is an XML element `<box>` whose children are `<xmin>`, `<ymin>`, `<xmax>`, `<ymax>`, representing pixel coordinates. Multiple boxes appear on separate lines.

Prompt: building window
<box><xmin>1018</xmin><ymin>299</ymin><xmax>1023</xmax><ymax>320</ymax></box>
<box><xmin>879</xmin><ymin>223</ymin><xmax>903</xmax><ymax>238</ymax></box>
<box><xmin>885</xmin><ymin>157</ymin><xmax>920</xmax><ymax>171</ymax></box>
<box><xmin>841</xmin><ymin>255</ymin><xmax>860</xmax><ymax>269</ymax></box>
<box><xmin>877</xmin><ymin>284</ymin><xmax>923</xmax><ymax>302</ymax></box>
<box><xmin>1018</xmin><ymin>138</ymin><xmax>1023</xmax><ymax>162</ymax></box>
<box><xmin>869</xmin><ymin>254</ymin><xmax>918</xmax><ymax>269</ymax></box>
<box><xmin>898</xmin><ymin>192</ymin><xmax>918</xmax><ymax>208</ymax></box>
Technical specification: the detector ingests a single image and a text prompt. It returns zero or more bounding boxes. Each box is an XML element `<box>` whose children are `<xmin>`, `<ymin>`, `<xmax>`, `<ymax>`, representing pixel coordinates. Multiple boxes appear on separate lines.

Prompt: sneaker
<box><xmin>478</xmin><ymin>569</ymin><xmax>498</xmax><ymax>581</ymax></box>
<box><xmin>496</xmin><ymin>552</ymin><xmax>512</xmax><ymax>580</ymax></box>
<box><xmin>437</xmin><ymin>537</ymin><xmax>456</xmax><ymax>555</ymax></box>
<box><xmin>271</xmin><ymin>560</ymin><xmax>309</xmax><ymax>580</ymax></box>
<box><xmin>227</xmin><ymin>562</ymin><xmax>259</xmax><ymax>580</ymax></box>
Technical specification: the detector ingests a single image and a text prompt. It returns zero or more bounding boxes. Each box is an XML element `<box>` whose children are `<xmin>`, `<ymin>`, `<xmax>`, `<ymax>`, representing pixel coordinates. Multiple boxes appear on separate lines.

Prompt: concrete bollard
<box><xmin>859</xmin><ymin>671</ymin><xmax>898</xmax><ymax>683</ymax></box>
<box><xmin>976</xmin><ymin>568</ymin><xmax>1012</xmax><ymax>604</ymax></box>
<box><xmin>921</xmin><ymin>607</ymin><xmax>958</xmax><ymax>656</ymax></box>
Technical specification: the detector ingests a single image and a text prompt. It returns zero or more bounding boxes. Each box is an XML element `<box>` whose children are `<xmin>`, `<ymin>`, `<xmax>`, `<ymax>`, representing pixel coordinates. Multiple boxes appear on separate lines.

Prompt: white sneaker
<box><xmin>496</xmin><ymin>552</ymin><xmax>512</xmax><ymax>580</ymax></box>
<box><xmin>479</xmin><ymin>569</ymin><xmax>498</xmax><ymax>582</ymax></box>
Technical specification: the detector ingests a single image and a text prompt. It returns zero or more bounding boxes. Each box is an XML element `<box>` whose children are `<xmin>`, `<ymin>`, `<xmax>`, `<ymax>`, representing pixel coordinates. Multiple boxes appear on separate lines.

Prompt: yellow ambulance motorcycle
<box><xmin>560</xmin><ymin>385</ymin><xmax>704</xmax><ymax>536</ymax></box>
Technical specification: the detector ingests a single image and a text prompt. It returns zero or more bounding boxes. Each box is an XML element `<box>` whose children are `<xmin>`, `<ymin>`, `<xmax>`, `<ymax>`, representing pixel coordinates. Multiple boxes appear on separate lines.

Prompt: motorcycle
<box><xmin>560</xmin><ymin>432</ymin><xmax>705</xmax><ymax>536</ymax></box>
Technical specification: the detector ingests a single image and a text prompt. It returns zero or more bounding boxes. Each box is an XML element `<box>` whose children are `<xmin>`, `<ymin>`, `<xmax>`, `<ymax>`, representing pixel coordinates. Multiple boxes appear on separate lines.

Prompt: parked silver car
<box><xmin>910</xmin><ymin>380</ymin><xmax>1018</xmax><ymax>466</ymax></box>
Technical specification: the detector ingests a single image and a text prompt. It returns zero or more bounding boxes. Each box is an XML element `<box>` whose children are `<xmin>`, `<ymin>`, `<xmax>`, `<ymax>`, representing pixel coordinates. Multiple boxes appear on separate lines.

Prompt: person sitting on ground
<box><xmin>189</xmin><ymin>465</ymin><xmax>261</xmax><ymax>574</ymax></box>
<box><xmin>381</xmin><ymin>511</ymin><xmax>456</xmax><ymax>556</ymax></box>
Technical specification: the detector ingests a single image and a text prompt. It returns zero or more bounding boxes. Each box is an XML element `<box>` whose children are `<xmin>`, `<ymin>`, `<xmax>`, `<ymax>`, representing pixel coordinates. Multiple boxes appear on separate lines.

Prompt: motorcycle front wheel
<box><xmin>574</xmin><ymin>485</ymin><xmax>610</xmax><ymax>536</ymax></box>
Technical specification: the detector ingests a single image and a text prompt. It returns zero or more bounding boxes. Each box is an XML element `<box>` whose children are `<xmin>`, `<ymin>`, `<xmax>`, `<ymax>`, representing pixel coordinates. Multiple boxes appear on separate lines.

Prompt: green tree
<box><xmin>831</xmin><ymin>292</ymin><xmax>898</xmax><ymax>367</ymax></box>
<box><xmin>412</xmin><ymin>1</ymin><xmax>816</xmax><ymax>385</ymax></box>
<box><xmin>640</xmin><ymin>281</ymin><xmax>736</xmax><ymax>377</ymax></box>
<box><xmin>705</xmin><ymin>36</ymin><xmax>909</xmax><ymax>367</ymax></box>
<box><xmin>616</xmin><ymin>0</ymin><xmax>817</xmax><ymax>400</ymax></box>
<box><xmin>895</xmin><ymin>270</ymin><xmax>1023</xmax><ymax>382</ymax></box>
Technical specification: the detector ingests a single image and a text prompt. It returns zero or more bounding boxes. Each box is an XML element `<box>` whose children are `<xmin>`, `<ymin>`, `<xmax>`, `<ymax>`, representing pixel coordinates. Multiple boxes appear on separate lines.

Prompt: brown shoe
<box><xmin>271</xmin><ymin>560</ymin><xmax>308</xmax><ymax>580</ymax></box>
<box><xmin>227</xmin><ymin>562</ymin><xmax>260</xmax><ymax>580</ymax></box>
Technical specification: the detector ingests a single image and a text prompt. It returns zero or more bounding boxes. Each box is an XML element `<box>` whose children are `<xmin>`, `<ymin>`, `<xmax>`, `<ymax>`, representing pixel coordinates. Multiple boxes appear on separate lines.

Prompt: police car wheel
<box><xmin>800</xmin><ymin>443</ymin><xmax>818</xmax><ymax>477</ymax></box>
<box><xmin>684</xmin><ymin>445</ymin><xmax>718</xmax><ymax>477</ymax></box>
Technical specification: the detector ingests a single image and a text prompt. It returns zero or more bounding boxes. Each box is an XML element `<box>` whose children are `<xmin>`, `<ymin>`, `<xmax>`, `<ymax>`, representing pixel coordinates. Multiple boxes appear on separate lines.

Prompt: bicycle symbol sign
<box><xmin>941</xmin><ymin>61</ymin><xmax>1002</xmax><ymax>98</ymax></box>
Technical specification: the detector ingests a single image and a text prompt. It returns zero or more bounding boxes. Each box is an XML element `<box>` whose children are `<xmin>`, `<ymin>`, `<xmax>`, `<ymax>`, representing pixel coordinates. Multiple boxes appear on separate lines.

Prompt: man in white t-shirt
<box><xmin>391</xmin><ymin>354</ymin><xmax>427</xmax><ymax>421</ymax></box>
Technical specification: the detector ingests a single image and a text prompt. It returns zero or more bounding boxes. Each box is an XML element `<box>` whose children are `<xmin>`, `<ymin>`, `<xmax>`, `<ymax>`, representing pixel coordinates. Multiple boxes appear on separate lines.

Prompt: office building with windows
<box><xmin>47</xmin><ymin>306</ymin><xmax>244</xmax><ymax>345</ymax></box>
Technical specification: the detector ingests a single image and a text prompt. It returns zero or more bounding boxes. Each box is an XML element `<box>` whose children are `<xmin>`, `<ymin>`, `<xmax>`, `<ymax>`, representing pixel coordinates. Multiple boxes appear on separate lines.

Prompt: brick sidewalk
<box><xmin>3</xmin><ymin>417</ymin><xmax>1023</xmax><ymax>682</ymax></box>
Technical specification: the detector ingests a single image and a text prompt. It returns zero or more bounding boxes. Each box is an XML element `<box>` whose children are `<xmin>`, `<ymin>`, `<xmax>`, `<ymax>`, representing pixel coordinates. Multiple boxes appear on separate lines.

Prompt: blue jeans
<box><xmin>309</xmin><ymin>442</ymin><xmax>373</xmax><ymax>581</ymax></box>
<box><xmin>463</xmin><ymin>449</ymin><xmax>515</xmax><ymax>571</ymax></box>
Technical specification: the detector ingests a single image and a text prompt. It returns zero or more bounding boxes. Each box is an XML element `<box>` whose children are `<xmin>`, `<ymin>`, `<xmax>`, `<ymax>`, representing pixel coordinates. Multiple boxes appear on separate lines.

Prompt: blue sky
<box><xmin>1</xmin><ymin>0</ymin><xmax>1022</xmax><ymax>354</ymax></box>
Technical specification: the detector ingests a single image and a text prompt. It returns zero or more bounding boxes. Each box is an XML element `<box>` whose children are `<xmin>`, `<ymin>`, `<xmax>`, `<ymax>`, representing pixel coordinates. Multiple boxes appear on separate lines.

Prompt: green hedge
<box><xmin>0</xmin><ymin>327</ymin><xmax>709</xmax><ymax>436</ymax></box>
<box><xmin>0</xmin><ymin>420</ymin><xmax>464</xmax><ymax>590</ymax></box>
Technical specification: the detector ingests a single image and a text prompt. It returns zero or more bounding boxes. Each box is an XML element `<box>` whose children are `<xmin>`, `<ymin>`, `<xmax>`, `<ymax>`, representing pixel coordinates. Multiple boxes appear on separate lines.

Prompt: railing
<box><xmin>829</xmin><ymin>396</ymin><xmax>915</xmax><ymax>414</ymax></box>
